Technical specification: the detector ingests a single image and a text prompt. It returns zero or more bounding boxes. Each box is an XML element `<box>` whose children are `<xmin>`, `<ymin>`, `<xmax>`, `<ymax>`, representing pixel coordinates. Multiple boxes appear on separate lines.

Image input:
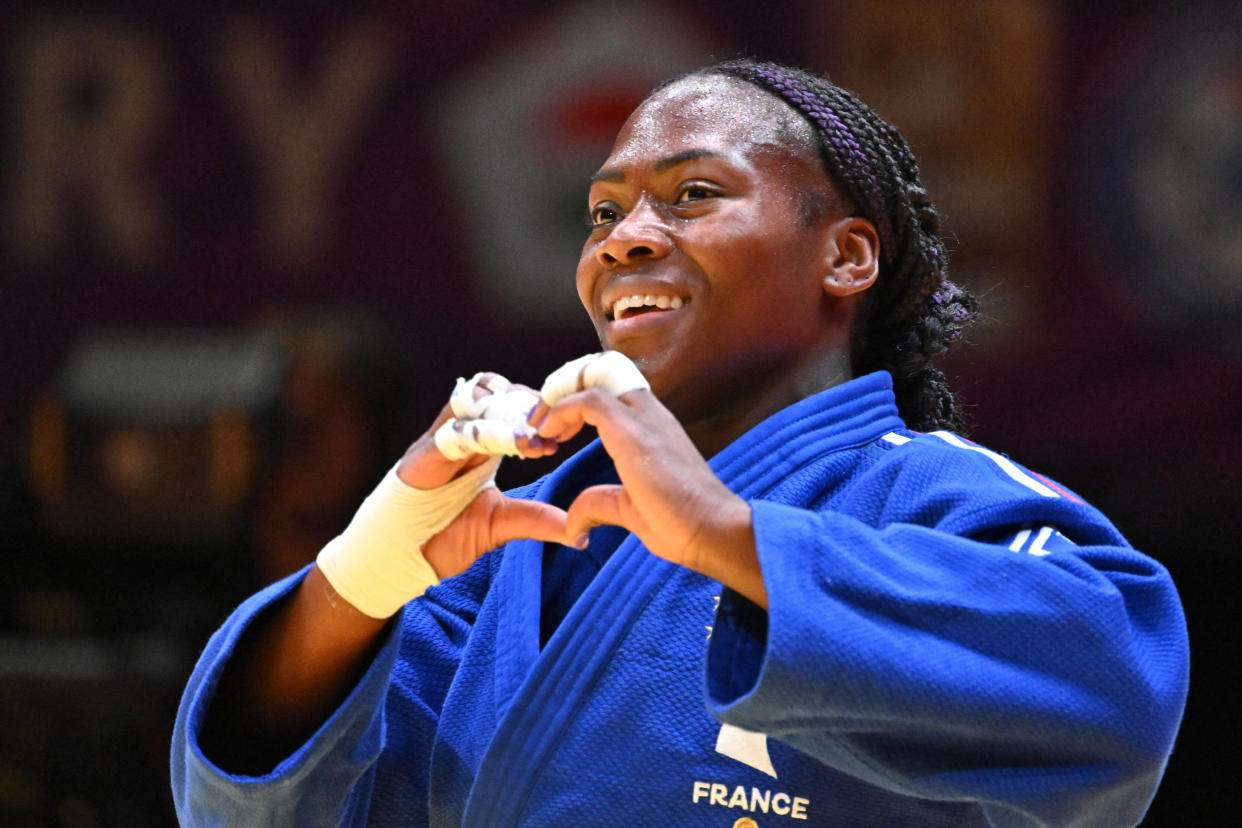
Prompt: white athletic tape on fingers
<box><xmin>540</xmin><ymin>351</ymin><xmax>650</xmax><ymax>406</ymax></box>
<box><xmin>316</xmin><ymin>458</ymin><xmax>500</xmax><ymax>619</ymax></box>
<box><xmin>434</xmin><ymin>416</ymin><xmax>534</xmax><ymax>460</ymax></box>
<box><xmin>478</xmin><ymin>386</ymin><xmax>540</xmax><ymax>424</ymax></box>
<box><xmin>450</xmin><ymin>372</ymin><xmax>514</xmax><ymax>419</ymax></box>
<box><xmin>437</xmin><ymin>373</ymin><xmax>540</xmax><ymax>460</ymax></box>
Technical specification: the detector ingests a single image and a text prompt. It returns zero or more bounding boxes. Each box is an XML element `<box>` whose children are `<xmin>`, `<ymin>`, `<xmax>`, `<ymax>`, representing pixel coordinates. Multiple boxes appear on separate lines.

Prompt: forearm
<box><xmin>706</xmin><ymin>501</ymin><xmax>1187</xmax><ymax>824</ymax></box>
<box><xmin>200</xmin><ymin>565</ymin><xmax>391</xmax><ymax>774</ymax></box>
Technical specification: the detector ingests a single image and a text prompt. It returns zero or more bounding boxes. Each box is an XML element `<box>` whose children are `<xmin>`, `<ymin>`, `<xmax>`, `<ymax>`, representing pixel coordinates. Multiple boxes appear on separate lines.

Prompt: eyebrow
<box><xmin>590</xmin><ymin>148</ymin><xmax>727</xmax><ymax>184</ymax></box>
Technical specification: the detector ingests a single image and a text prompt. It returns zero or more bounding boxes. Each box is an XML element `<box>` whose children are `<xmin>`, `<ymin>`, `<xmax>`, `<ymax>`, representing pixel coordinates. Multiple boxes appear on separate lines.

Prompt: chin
<box><xmin>615</xmin><ymin>346</ymin><xmax>666</xmax><ymax>383</ymax></box>
<box><xmin>604</xmin><ymin>342</ymin><xmax>704</xmax><ymax>414</ymax></box>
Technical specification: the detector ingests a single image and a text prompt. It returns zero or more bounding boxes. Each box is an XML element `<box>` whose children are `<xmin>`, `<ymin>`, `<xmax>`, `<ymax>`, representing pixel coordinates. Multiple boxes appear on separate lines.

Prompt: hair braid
<box><xmin>705</xmin><ymin>60</ymin><xmax>979</xmax><ymax>432</ymax></box>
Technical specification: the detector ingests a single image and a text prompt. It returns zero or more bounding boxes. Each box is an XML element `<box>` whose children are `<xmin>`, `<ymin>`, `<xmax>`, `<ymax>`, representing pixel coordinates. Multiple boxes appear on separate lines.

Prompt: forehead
<box><xmin>602</xmin><ymin>75</ymin><xmax>817</xmax><ymax>169</ymax></box>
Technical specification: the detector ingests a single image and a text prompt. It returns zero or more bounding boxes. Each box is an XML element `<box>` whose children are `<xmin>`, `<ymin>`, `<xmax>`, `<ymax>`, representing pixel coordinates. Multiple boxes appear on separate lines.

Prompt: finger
<box><xmin>472</xmin><ymin>372</ymin><xmax>502</xmax><ymax>400</ymax></box>
<box><xmin>565</xmin><ymin>484</ymin><xmax>633</xmax><ymax>546</ymax></box>
<box><xmin>472</xmin><ymin>372</ymin><xmax>543</xmax><ymax>406</ymax></box>
<box><xmin>539</xmin><ymin>414</ymin><xmax>589</xmax><ymax>445</ymax></box>
<box><xmin>394</xmin><ymin>402</ymin><xmax>475</xmax><ymax>486</ymax></box>
<box><xmin>616</xmin><ymin>387</ymin><xmax>655</xmax><ymax>407</ymax></box>
<box><xmin>527</xmin><ymin>399</ymin><xmax>550</xmax><ymax>428</ymax></box>
<box><xmin>450</xmin><ymin>373</ymin><xmax>488</xmax><ymax>418</ymax></box>
<box><xmin>513</xmin><ymin>432</ymin><xmax>559</xmax><ymax>458</ymax></box>
<box><xmin>537</xmin><ymin>388</ymin><xmax>626</xmax><ymax>443</ymax></box>
<box><xmin>398</xmin><ymin>431</ymin><xmax>497</xmax><ymax>489</ymax></box>
<box><xmin>427</xmin><ymin>401</ymin><xmax>457</xmax><ymax>432</ymax></box>
<box><xmin>487</xmin><ymin>496</ymin><xmax>572</xmax><ymax>548</ymax></box>
<box><xmin>435</xmin><ymin>417</ymin><xmax>532</xmax><ymax>460</ymax></box>
<box><xmin>540</xmin><ymin>351</ymin><xmax>650</xmax><ymax>407</ymax></box>
<box><xmin>462</xmin><ymin>378</ymin><xmax>539</xmax><ymax>424</ymax></box>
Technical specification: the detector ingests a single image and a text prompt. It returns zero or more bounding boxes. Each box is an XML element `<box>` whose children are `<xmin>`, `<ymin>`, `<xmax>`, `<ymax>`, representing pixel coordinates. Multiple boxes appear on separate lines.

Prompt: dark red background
<box><xmin>2</xmin><ymin>1</ymin><xmax>1236</xmax><ymax>823</ymax></box>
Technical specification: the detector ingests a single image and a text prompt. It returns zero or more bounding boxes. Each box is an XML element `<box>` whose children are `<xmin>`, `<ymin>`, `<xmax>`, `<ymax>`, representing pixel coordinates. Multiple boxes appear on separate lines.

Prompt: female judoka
<box><xmin>173</xmin><ymin>60</ymin><xmax>1188</xmax><ymax>827</ymax></box>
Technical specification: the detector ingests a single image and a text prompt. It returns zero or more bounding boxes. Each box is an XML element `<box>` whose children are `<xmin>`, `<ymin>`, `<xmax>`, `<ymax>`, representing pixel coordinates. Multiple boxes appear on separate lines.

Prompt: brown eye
<box><xmin>590</xmin><ymin>206</ymin><xmax>620</xmax><ymax>226</ymax></box>
<box><xmin>676</xmin><ymin>186</ymin><xmax>713</xmax><ymax>203</ymax></box>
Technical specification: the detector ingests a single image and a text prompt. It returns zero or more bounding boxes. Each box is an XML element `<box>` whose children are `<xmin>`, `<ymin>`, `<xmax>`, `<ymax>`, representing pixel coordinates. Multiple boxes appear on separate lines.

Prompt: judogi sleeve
<box><xmin>704</xmin><ymin>439</ymin><xmax>1189</xmax><ymax>828</ymax></box>
<box><xmin>171</xmin><ymin>554</ymin><xmax>493</xmax><ymax>827</ymax></box>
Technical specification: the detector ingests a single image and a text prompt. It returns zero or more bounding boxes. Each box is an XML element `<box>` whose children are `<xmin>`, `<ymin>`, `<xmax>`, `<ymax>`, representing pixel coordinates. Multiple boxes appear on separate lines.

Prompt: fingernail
<box><xmin>573</xmin><ymin>533</ymin><xmax>589</xmax><ymax>550</ymax></box>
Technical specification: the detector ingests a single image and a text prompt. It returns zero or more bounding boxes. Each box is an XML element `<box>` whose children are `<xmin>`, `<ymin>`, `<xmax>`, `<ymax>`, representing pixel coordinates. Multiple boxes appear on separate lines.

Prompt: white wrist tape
<box><xmin>316</xmin><ymin>458</ymin><xmax>499</xmax><ymax>618</ymax></box>
<box><xmin>433</xmin><ymin>372</ymin><xmax>540</xmax><ymax>460</ymax></box>
<box><xmin>540</xmin><ymin>351</ymin><xmax>650</xmax><ymax>406</ymax></box>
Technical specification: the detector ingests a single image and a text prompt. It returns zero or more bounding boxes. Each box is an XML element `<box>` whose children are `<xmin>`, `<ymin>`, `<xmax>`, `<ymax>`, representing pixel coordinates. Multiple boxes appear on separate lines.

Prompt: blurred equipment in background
<box><xmin>19</xmin><ymin>311</ymin><xmax>409</xmax><ymax>627</ymax></box>
<box><xmin>28</xmin><ymin>331</ymin><xmax>282</xmax><ymax>548</ymax></box>
<box><xmin>5</xmin><ymin>312</ymin><xmax>408</xmax><ymax>826</ymax></box>
<box><xmin>7</xmin><ymin>329</ymin><xmax>285</xmax><ymax>828</ymax></box>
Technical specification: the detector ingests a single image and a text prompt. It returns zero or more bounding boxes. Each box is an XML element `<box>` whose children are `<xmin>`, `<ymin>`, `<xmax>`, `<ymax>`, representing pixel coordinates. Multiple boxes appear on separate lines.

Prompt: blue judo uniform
<box><xmin>172</xmin><ymin>372</ymin><xmax>1188</xmax><ymax>827</ymax></box>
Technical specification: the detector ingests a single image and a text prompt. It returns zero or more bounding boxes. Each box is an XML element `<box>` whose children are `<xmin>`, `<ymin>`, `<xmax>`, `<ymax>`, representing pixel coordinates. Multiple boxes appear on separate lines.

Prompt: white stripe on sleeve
<box><xmin>929</xmin><ymin>431</ymin><xmax>1060</xmax><ymax>498</ymax></box>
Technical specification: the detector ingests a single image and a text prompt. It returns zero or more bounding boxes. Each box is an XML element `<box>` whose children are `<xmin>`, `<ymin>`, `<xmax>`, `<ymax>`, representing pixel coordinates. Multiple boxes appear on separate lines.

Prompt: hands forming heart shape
<box><xmin>403</xmin><ymin>352</ymin><xmax>758</xmax><ymax>604</ymax></box>
<box><xmin>318</xmin><ymin>351</ymin><xmax>763</xmax><ymax>620</ymax></box>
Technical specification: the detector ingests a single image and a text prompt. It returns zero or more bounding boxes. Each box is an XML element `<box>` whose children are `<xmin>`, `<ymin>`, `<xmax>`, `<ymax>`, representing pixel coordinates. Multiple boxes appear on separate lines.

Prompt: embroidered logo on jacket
<box><xmin>690</xmin><ymin>780</ymin><xmax>811</xmax><ymax>821</ymax></box>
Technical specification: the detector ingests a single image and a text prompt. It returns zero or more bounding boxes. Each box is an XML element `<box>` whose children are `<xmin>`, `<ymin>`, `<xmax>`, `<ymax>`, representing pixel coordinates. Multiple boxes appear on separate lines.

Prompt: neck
<box><xmin>677</xmin><ymin>349</ymin><xmax>854</xmax><ymax>459</ymax></box>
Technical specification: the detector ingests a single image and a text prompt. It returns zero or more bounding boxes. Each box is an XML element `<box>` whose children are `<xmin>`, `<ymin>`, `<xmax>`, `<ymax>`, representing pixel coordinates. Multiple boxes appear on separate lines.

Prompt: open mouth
<box><xmin>607</xmin><ymin>293</ymin><xmax>686</xmax><ymax>322</ymax></box>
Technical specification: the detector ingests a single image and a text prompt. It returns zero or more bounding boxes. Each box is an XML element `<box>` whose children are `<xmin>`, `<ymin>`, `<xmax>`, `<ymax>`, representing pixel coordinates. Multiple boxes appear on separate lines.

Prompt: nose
<box><xmin>595</xmin><ymin>201</ymin><xmax>673</xmax><ymax>268</ymax></box>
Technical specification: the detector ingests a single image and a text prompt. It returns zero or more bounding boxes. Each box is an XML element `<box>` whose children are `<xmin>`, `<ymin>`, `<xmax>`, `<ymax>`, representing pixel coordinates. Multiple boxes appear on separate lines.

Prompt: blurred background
<box><xmin>1</xmin><ymin>0</ymin><xmax>1237</xmax><ymax>824</ymax></box>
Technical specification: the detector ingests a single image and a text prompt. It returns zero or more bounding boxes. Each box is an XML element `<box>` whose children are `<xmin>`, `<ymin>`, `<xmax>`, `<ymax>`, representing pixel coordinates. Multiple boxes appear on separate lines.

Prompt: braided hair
<box><xmin>688</xmin><ymin>60</ymin><xmax>979</xmax><ymax>433</ymax></box>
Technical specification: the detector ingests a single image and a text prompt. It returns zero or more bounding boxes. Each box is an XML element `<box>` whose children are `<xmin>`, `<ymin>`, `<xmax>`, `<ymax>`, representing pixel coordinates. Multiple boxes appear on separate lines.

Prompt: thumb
<box><xmin>486</xmin><ymin>496</ymin><xmax>572</xmax><ymax>548</ymax></box>
<box><xmin>565</xmin><ymin>484</ymin><xmax>633</xmax><ymax>546</ymax></box>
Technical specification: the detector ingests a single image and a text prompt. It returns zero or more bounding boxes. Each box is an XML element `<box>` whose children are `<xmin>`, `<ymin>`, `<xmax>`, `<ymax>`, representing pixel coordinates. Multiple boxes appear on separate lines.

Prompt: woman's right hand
<box><xmin>397</xmin><ymin>374</ymin><xmax>571</xmax><ymax>581</ymax></box>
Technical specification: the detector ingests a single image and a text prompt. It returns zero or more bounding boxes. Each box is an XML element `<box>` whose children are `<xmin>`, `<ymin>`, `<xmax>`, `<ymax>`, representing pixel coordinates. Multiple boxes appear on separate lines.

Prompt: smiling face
<box><xmin>576</xmin><ymin>74</ymin><xmax>860</xmax><ymax>429</ymax></box>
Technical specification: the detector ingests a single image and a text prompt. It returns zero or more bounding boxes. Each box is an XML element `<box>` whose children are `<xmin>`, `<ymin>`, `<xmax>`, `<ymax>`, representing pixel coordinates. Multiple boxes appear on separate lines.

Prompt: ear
<box><xmin>821</xmin><ymin>216</ymin><xmax>879</xmax><ymax>297</ymax></box>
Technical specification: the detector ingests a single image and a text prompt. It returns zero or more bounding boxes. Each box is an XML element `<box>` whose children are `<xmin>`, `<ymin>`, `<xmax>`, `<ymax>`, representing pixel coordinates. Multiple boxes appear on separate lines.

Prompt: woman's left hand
<box><xmin>532</xmin><ymin>388</ymin><xmax>767</xmax><ymax>608</ymax></box>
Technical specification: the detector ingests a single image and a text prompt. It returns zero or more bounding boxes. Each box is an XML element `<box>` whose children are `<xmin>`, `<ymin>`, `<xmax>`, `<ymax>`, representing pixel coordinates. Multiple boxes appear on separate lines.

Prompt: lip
<box><xmin>600</xmin><ymin>280</ymin><xmax>691</xmax><ymax>318</ymax></box>
<box><xmin>604</xmin><ymin>302</ymin><xmax>688</xmax><ymax>339</ymax></box>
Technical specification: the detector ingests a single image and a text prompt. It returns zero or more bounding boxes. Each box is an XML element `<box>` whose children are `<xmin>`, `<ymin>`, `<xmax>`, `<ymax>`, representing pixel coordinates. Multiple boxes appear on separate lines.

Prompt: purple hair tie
<box><xmin>932</xmin><ymin>282</ymin><xmax>972</xmax><ymax>335</ymax></box>
<box><xmin>722</xmin><ymin>64</ymin><xmax>896</xmax><ymax>259</ymax></box>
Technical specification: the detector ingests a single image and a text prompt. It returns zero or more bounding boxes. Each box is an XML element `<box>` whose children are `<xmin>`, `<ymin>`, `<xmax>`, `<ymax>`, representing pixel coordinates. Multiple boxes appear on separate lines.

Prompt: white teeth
<box><xmin>610</xmin><ymin>293</ymin><xmax>686</xmax><ymax>319</ymax></box>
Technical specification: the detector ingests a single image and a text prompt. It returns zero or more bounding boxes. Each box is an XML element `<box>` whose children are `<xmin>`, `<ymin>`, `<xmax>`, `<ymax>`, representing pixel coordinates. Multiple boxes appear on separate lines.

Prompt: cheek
<box><xmin>574</xmin><ymin>253</ymin><xmax>598</xmax><ymax>318</ymax></box>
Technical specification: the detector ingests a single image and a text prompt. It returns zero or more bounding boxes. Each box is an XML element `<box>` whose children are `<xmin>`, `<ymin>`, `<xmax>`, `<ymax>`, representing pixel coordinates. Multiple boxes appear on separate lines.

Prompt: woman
<box><xmin>172</xmin><ymin>61</ymin><xmax>1188</xmax><ymax>826</ymax></box>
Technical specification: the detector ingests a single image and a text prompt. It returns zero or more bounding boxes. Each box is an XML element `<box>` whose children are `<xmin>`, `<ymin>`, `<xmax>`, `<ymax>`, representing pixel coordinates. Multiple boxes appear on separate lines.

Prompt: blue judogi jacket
<box><xmin>171</xmin><ymin>372</ymin><xmax>1188</xmax><ymax>827</ymax></box>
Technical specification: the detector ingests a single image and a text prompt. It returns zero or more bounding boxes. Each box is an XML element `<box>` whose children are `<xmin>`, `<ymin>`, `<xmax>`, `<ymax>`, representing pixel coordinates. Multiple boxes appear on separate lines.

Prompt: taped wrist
<box><xmin>540</xmin><ymin>351</ymin><xmax>650</xmax><ymax>405</ymax></box>
<box><xmin>316</xmin><ymin>457</ymin><xmax>500</xmax><ymax>618</ymax></box>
